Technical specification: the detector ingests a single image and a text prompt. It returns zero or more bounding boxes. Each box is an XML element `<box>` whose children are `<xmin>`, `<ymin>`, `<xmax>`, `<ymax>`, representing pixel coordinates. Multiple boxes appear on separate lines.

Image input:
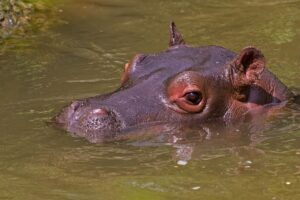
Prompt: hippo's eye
<box><xmin>184</xmin><ymin>92</ymin><xmax>202</xmax><ymax>105</ymax></box>
<box><xmin>167</xmin><ymin>71</ymin><xmax>207</xmax><ymax>113</ymax></box>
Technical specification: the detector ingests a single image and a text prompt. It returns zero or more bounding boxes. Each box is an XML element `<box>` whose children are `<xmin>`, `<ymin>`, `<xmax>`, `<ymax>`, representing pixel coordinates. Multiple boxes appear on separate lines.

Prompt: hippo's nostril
<box><xmin>70</xmin><ymin>101</ymin><xmax>82</xmax><ymax>112</ymax></box>
<box><xmin>55</xmin><ymin>101</ymin><xmax>83</xmax><ymax>127</ymax></box>
<box><xmin>92</xmin><ymin>108</ymin><xmax>109</xmax><ymax>115</ymax></box>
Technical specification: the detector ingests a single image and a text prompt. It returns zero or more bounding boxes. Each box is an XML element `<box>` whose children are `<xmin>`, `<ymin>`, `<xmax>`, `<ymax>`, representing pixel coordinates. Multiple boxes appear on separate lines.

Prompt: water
<box><xmin>0</xmin><ymin>0</ymin><xmax>300</xmax><ymax>199</ymax></box>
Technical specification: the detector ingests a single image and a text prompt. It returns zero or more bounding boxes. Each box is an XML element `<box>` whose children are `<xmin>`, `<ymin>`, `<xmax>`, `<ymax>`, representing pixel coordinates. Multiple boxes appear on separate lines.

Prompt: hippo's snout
<box><xmin>55</xmin><ymin>101</ymin><xmax>125</xmax><ymax>142</ymax></box>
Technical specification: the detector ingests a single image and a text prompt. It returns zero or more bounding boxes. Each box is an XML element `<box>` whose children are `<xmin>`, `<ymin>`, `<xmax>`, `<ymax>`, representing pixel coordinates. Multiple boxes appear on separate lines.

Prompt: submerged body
<box><xmin>55</xmin><ymin>23</ymin><xmax>293</xmax><ymax>142</ymax></box>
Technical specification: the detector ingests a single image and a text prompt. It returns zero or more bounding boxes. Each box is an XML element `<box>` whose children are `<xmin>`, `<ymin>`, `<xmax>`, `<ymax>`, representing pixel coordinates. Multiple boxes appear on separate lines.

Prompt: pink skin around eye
<box><xmin>168</xmin><ymin>83</ymin><xmax>206</xmax><ymax>113</ymax></box>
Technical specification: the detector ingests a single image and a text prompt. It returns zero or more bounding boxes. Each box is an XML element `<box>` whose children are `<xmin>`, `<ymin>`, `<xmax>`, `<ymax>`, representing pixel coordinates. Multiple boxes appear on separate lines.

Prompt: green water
<box><xmin>1</xmin><ymin>0</ymin><xmax>300</xmax><ymax>199</ymax></box>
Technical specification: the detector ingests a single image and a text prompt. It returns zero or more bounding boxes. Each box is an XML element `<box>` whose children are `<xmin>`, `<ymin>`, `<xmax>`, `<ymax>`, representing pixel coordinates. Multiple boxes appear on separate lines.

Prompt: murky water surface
<box><xmin>1</xmin><ymin>0</ymin><xmax>300</xmax><ymax>199</ymax></box>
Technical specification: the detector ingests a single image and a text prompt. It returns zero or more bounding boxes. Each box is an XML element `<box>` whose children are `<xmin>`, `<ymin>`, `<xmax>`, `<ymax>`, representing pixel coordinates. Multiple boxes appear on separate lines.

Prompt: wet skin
<box><xmin>55</xmin><ymin>22</ymin><xmax>294</xmax><ymax>143</ymax></box>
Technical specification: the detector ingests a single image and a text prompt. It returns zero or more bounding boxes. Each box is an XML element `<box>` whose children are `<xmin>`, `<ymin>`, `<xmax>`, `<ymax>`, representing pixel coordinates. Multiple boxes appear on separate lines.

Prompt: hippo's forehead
<box><xmin>132</xmin><ymin>46</ymin><xmax>236</xmax><ymax>78</ymax></box>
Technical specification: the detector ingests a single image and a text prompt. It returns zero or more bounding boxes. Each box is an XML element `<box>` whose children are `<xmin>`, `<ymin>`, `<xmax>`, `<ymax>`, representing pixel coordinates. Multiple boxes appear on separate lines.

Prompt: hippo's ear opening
<box><xmin>231</xmin><ymin>47</ymin><xmax>266</xmax><ymax>87</ymax></box>
<box><xmin>169</xmin><ymin>22</ymin><xmax>185</xmax><ymax>47</ymax></box>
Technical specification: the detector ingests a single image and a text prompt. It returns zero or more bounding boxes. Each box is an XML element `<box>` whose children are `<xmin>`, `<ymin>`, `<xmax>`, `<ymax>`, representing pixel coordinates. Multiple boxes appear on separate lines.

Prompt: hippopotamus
<box><xmin>55</xmin><ymin>22</ymin><xmax>294</xmax><ymax>143</ymax></box>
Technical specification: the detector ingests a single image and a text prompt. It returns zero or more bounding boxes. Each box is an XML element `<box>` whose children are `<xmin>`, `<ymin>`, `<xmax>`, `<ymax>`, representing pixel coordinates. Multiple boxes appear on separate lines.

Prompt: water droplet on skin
<box><xmin>192</xmin><ymin>186</ymin><xmax>201</xmax><ymax>190</ymax></box>
<box><xmin>177</xmin><ymin>160</ymin><xmax>188</xmax><ymax>166</ymax></box>
<box><xmin>172</xmin><ymin>136</ymin><xmax>179</xmax><ymax>143</ymax></box>
<box><xmin>245</xmin><ymin>160</ymin><xmax>252</xmax><ymax>165</ymax></box>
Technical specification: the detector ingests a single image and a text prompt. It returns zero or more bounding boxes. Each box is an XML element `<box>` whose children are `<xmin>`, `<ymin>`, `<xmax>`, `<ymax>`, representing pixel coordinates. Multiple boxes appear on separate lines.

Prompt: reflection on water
<box><xmin>0</xmin><ymin>0</ymin><xmax>300</xmax><ymax>199</ymax></box>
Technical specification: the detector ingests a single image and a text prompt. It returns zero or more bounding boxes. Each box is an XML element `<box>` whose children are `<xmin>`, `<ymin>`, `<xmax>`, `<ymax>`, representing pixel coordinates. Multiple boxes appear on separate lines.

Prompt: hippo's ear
<box><xmin>231</xmin><ymin>47</ymin><xmax>266</xmax><ymax>86</ymax></box>
<box><xmin>169</xmin><ymin>22</ymin><xmax>185</xmax><ymax>47</ymax></box>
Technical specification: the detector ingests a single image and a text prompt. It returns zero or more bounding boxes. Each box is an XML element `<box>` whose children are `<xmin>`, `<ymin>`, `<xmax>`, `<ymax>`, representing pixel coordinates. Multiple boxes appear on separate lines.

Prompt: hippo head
<box><xmin>55</xmin><ymin>22</ymin><xmax>291</xmax><ymax>142</ymax></box>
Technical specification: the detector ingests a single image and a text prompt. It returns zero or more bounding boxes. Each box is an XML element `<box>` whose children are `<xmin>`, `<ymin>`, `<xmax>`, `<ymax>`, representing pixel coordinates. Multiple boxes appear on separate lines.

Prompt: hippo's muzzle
<box><xmin>55</xmin><ymin>100</ymin><xmax>126</xmax><ymax>142</ymax></box>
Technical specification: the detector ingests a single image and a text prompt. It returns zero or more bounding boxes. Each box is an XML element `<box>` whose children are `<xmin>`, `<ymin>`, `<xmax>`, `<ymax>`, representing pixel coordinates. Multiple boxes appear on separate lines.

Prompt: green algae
<box><xmin>0</xmin><ymin>0</ymin><xmax>61</xmax><ymax>40</ymax></box>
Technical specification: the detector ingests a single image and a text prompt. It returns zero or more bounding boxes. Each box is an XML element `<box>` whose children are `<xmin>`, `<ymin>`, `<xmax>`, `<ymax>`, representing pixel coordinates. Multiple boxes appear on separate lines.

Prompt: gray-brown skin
<box><xmin>55</xmin><ymin>22</ymin><xmax>293</xmax><ymax>143</ymax></box>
